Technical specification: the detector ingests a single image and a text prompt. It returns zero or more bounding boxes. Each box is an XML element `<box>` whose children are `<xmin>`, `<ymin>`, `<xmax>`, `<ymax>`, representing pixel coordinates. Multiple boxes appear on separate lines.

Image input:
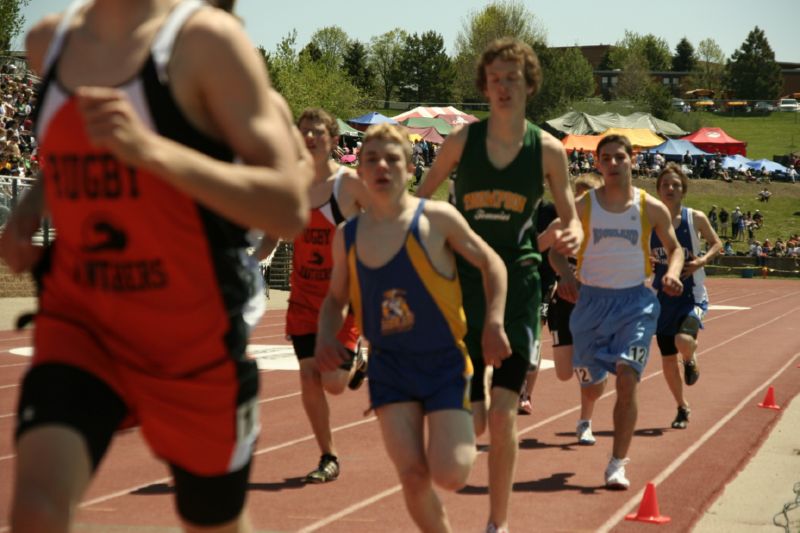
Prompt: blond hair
<box><xmin>361</xmin><ymin>124</ymin><xmax>413</xmax><ymax>164</ymax></box>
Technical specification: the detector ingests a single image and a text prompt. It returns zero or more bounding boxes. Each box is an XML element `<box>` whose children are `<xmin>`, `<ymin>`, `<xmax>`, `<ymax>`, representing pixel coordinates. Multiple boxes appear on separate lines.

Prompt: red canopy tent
<box><xmin>681</xmin><ymin>127</ymin><xmax>747</xmax><ymax>156</ymax></box>
<box><xmin>393</xmin><ymin>106</ymin><xmax>479</xmax><ymax>123</ymax></box>
<box><xmin>405</xmin><ymin>127</ymin><xmax>445</xmax><ymax>144</ymax></box>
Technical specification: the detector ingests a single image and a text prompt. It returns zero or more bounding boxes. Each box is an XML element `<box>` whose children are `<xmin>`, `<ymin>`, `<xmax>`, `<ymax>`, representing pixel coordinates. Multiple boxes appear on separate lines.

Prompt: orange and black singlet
<box><xmin>32</xmin><ymin>0</ymin><xmax>264</xmax><ymax>378</ymax></box>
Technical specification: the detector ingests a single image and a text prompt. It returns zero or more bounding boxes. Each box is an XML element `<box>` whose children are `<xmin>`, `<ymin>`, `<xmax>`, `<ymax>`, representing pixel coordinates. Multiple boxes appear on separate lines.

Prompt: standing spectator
<box><xmin>718</xmin><ymin>207</ymin><xmax>729</xmax><ymax>237</ymax></box>
<box><xmin>708</xmin><ymin>206</ymin><xmax>718</xmax><ymax>233</ymax></box>
<box><xmin>731</xmin><ymin>206</ymin><xmax>742</xmax><ymax>241</ymax></box>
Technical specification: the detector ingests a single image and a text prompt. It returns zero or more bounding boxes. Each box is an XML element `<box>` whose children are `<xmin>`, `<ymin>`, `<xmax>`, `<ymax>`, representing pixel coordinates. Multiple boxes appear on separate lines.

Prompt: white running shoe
<box><xmin>605</xmin><ymin>457</ymin><xmax>630</xmax><ymax>490</ymax></box>
<box><xmin>576</xmin><ymin>420</ymin><xmax>596</xmax><ymax>445</ymax></box>
<box><xmin>486</xmin><ymin>523</ymin><xmax>509</xmax><ymax>533</ymax></box>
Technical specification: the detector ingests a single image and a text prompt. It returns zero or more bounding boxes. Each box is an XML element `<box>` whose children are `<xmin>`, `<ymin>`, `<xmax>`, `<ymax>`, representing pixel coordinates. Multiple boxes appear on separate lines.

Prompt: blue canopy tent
<box><xmin>650</xmin><ymin>138</ymin><xmax>711</xmax><ymax>161</ymax></box>
<box><xmin>746</xmin><ymin>159</ymin><xmax>788</xmax><ymax>174</ymax></box>
<box><xmin>347</xmin><ymin>112</ymin><xmax>398</xmax><ymax>131</ymax></box>
<box><xmin>721</xmin><ymin>154</ymin><xmax>751</xmax><ymax>170</ymax></box>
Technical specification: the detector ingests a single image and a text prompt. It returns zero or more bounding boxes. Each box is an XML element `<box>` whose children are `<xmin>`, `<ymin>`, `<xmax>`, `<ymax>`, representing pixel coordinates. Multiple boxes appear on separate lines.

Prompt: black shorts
<box><xmin>16</xmin><ymin>363</ymin><xmax>252</xmax><ymax>526</ymax></box>
<box><xmin>546</xmin><ymin>294</ymin><xmax>575</xmax><ymax>348</ymax></box>
<box><xmin>291</xmin><ymin>333</ymin><xmax>357</xmax><ymax>369</ymax></box>
<box><xmin>469</xmin><ymin>351</ymin><xmax>530</xmax><ymax>402</ymax></box>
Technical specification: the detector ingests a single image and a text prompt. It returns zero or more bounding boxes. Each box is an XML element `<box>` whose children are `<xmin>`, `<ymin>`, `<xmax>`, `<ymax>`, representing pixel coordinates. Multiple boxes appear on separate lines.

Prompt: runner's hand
<box><xmin>482</xmin><ymin>321</ymin><xmax>511</xmax><ymax>369</ymax></box>
<box><xmin>76</xmin><ymin>87</ymin><xmax>157</xmax><ymax>167</ymax></box>
<box><xmin>0</xmin><ymin>186</ymin><xmax>44</xmax><ymax>273</ymax></box>
<box><xmin>555</xmin><ymin>275</ymin><xmax>580</xmax><ymax>304</ymax></box>
<box><xmin>661</xmin><ymin>274</ymin><xmax>683</xmax><ymax>296</ymax></box>
<box><xmin>553</xmin><ymin>220</ymin><xmax>582</xmax><ymax>257</ymax></box>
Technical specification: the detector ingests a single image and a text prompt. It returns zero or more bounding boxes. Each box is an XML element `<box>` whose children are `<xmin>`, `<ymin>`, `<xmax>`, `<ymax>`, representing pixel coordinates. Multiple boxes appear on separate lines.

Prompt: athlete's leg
<box><xmin>675</xmin><ymin>332</ymin><xmax>698</xmax><ymax>365</ymax></box>
<box><xmin>486</xmin><ymin>386</ymin><xmax>520</xmax><ymax>531</ymax></box>
<box><xmin>298</xmin><ymin>358</ymin><xmax>336</xmax><ymax>456</ymax></box>
<box><xmin>553</xmin><ymin>345</ymin><xmax>573</xmax><ymax>381</ymax></box>
<box><xmin>661</xmin><ymin>354</ymin><xmax>686</xmax><ymax>406</ymax></box>
<box><xmin>11</xmin><ymin>427</ymin><xmax>94</xmax><ymax>533</ymax></box>
<box><xmin>580</xmin><ymin>380</ymin><xmax>605</xmax><ymax>421</ymax></box>
<box><xmin>612</xmin><ymin>364</ymin><xmax>639</xmax><ymax>460</ymax></box>
<box><xmin>377</xmin><ymin>402</ymin><xmax>451</xmax><ymax>533</ymax></box>
<box><xmin>427</xmin><ymin>409</ymin><xmax>476</xmax><ymax>491</ymax></box>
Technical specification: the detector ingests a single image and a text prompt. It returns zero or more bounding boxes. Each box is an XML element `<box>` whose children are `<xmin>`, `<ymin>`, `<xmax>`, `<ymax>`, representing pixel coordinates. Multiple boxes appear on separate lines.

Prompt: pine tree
<box><xmin>726</xmin><ymin>27</ymin><xmax>782</xmax><ymax>100</ymax></box>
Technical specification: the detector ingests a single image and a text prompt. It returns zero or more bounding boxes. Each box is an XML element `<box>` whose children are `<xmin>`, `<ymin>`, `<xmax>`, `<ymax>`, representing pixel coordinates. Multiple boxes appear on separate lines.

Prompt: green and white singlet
<box><xmin>454</xmin><ymin>119</ymin><xmax>545</xmax><ymax>364</ymax></box>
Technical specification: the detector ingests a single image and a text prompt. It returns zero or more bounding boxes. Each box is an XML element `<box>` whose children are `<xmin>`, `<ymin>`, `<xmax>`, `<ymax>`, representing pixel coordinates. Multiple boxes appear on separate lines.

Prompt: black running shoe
<box><xmin>684</xmin><ymin>359</ymin><xmax>700</xmax><ymax>386</ymax></box>
<box><xmin>671</xmin><ymin>406</ymin><xmax>690</xmax><ymax>429</ymax></box>
<box><xmin>304</xmin><ymin>454</ymin><xmax>340</xmax><ymax>483</ymax></box>
<box><xmin>348</xmin><ymin>347</ymin><xmax>368</xmax><ymax>391</ymax></box>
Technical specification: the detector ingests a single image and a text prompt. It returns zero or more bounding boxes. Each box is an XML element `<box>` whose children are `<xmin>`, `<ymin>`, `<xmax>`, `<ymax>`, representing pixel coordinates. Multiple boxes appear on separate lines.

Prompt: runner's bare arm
<box><xmin>75</xmin><ymin>9</ymin><xmax>311</xmax><ymax>237</ymax></box>
<box><xmin>541</xmin><ymin>131</ymin><xmax>582</xmax><ymax>256</ymax></box>
<box><xmin>0</xmin><ymin>19</ymin><xmax>63</xmax><ymax>272</ymax></box>
<box><xmin>646</xmin><ymin>195</ymin><xmax>684</xmax><ymax>295</ymax></box>
<box><xmin>337</xmin><ymin>169</ymin><xmax>370</xmax><ymax>218</ymax></box>
<box><xmin>427</xmin><ymin>201</ymin><xmax>511</xmax><ymax>367</ymax></box>
<box><xmin>415</xmin><ymin>125</ymin><xmax>468</xmax><ymax>199</ymax></box>
<box><xmin>315</xmin><ymin>227</ymin><xmax>353</xmax><ymax>372</ymax></box>
<box><xmin>684</xmin><ymin>210</ymin><xmax>723</xmax><ymax>277</ymax></box>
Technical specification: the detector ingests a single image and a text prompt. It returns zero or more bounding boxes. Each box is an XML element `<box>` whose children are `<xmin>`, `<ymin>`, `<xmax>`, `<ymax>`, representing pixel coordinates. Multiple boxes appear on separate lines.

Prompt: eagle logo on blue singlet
<box><xmin>381</xmin><ymin>289</ymin><xmax>415</xmax><ymax>335</ymax></box>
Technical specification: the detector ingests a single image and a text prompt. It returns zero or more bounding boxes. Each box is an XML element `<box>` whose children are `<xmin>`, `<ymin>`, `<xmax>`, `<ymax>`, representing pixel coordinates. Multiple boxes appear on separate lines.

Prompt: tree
<box><xmin>452</xmin><ymin>1</ymin><xmax>546</xmax><ymax>101</ymax></box>
<box><xmin>614</xmin><ymin>51</ymin><xmax>652</xmax><ymax>102</ymax></box>
<box><xmin>308</xmin><ymin>26</ymin><xmax>351</xmax><ymax>70</ymax></box>
<box><xmin>689</xmin><ymin>38</ymin><xmax>726</xmax><ymax>96</ymax></box>
<box><xmin>672</xmin><ymin>37</ymin><xmax>696</xmax><ymax>72</ymax></box>
<box><xmin>369</xmin><ymin>29</ymin><xmax>407</xmax><ymax>108</ymax></box>
<box><xmin>398</xmin><ymin>31</ymin><xmax>454</xmax><ymax>104</ymax></box>
<box><xmin>268</xmin><ymin>30</ymin><xmax>362</xmax><ymax>119</ymax></box>
<box><xmin>528</xmin><ymin>47</ymin><xmax>594</xmax><ymax>121</ymax></box>
<box><xmin>342</xmin><ymin>40</ymin><xmax>374</xmax><ymax>95</ymax></box>
<box><xmin>726</xmin><ymin>27</ymin><xmax>782</xmax><ymax>100</ymax></box>
<box><xmin>0</xmin><ymin>0</ymin><xmax>30</xmax><ymax>51</ymax></box>
<box><xmin>608</xmin><ymin>31</ymin><xmax>671</xmax><ymax>72</ymax></box>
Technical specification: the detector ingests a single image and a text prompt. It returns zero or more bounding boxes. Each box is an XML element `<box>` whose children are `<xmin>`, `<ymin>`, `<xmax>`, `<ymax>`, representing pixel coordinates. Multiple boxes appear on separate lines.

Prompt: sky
<box><xmin>17</xmin><ymin>1</ymin><xmax>800</xmax><ymax>63</ymax></box>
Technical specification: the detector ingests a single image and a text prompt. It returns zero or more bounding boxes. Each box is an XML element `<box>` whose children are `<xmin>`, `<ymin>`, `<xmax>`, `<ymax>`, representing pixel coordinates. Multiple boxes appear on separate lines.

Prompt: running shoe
<box><xmin>518</xmin><ymin>394</ymin><xmax>533</xmax><ymax>415</ymax></box>
<box><xmin>304</xmin><ymin>454</ymin><xmax>340</xmax><ymax>483</ymax></box>
<box><xmin>486</xmin><ymin>523</ymin><xmax>510</xmax><ymax>533</ymax></box>
<box><xmin>684</xmin><ymin>358</ymin><xmax>700</xmax><ymax>386</ymax></box>
<box><xmin>576</xmin><ymin>419</ymin><xmax>596</xmax><ymax>445</ymax></box>
<box><xmin>671</xmin><ymin>406</ymin><xmax>690</xmax><ymax>429</ymax></box>
<box><xmin>347</xmin><ymin>346</ymin><xmax>368</xmax><ymax>391</ymax></box>
<box><xmin>604</xmin><ymin>457</ymin><xmax>630</xmax><ymax>490</ymax></box>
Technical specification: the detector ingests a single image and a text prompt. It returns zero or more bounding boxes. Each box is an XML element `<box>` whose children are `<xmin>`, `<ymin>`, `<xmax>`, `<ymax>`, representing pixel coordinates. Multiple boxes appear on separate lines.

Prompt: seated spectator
<box><xmin>757</xmin><ymin>187</ymin><xmax>772</xmax><ymax>202</ymax></box>
<box><xmin>722</xmin><ymin>239</ymin><xmax>734</xmax><ymax>255</ymax></box>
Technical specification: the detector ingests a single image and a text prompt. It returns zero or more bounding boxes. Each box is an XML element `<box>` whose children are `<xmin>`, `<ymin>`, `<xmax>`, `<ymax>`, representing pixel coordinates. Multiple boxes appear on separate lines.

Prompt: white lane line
<box><xmin>297</xmin><ymin>304</ymin><xmax>800</xmax><ymax>532</ymax></box>
<box><xmin>597</xmin><ymin>352</ymin><xmax>800</xmax><ymax>533</ymax></box>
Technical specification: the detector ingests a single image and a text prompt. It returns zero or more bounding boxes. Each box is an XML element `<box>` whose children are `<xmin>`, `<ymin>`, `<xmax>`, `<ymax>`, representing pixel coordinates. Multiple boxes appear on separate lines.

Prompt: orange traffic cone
<box><xmin>625</xmin><ymin>482</ymin><xmax>671</xmax><ymax>524</ymax></box>
<box><xmin>757</xmin><ymin>386</ymin><xmax>781</xmax><ymax>410</ymax></box>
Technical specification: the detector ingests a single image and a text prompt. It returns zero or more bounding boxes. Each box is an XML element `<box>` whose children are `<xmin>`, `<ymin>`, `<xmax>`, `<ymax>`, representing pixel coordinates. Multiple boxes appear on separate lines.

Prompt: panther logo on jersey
<box><xmin>381</xmin><ymin>289</ymin><xmax>415</xmax><ymax>335</ymax></box>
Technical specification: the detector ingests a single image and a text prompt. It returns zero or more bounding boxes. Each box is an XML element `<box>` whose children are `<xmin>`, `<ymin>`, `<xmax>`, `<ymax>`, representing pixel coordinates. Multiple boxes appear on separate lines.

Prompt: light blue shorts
<box><xmin>569</xmin><ymin>284</ymin><xmax>659</xmax><ymax>386</ymax></box>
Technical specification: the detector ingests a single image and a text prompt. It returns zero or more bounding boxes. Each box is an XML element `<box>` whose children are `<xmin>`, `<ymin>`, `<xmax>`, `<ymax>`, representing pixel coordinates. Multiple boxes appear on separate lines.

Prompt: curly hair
<box><xmin>475</xmin><ymin>37</ymin><xmax>542</xmax><ymax>97</ymax></box>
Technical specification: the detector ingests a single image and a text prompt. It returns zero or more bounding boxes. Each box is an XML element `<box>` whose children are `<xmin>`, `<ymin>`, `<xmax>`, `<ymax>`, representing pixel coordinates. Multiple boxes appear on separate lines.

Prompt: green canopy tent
<box><xmin>337</xmin><ymin>118</ymin><xmax>363</xmax><ymax>137</ymax></box>
<box><xmin>400</xmin><ymin>117</ymin><xmax>453</xmax><ymax>136</ymax></box>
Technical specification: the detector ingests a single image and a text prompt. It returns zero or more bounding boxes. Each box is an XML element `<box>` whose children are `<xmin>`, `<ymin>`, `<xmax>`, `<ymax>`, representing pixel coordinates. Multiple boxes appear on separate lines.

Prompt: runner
<box><xmin>260</xmin><ymin>107</ymin><xmax>369</xmax><ymax>483</ymax></box>
<box><xmin>569</xmin><ymin>134</ymin><xmax>683</xmax><ymax>490</ymax></box>
<box><xmin>535</xmin><ymin>174</ymin><xmax>605</xmax><ymax>445</ymax></box>
<box><xmin>316</xmin><ymin>123</ymin><xmax>510</xmax><ymax>533</ymax></box>
<box><xmin>2</xmin><ymin>2</ymin><xmax>310</xmax><ymax>532</ymax></box>
<box><xmin>651</xmin><ymin>163</ymin><xmax>722</xmax><ymax>429</ymax></box>
<box><xmin>416</xmin><ymin>37</ymin><xmax>582</xmax><ymax>533</ymax></box>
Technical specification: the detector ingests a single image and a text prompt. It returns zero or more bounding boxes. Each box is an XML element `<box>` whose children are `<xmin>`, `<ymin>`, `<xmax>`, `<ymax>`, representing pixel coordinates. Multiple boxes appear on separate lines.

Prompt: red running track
<box><xmin>0</xmin><ymin>278</ymin><xmax>798</xmax><ymax>532</ymax></box>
